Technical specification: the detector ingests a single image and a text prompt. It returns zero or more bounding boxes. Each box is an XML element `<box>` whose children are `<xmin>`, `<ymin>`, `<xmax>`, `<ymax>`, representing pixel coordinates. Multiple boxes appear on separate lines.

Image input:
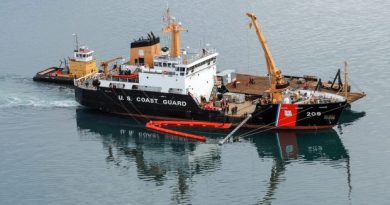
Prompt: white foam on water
<box><xmin>0</xmin><ymin>96</ymin><xmax>78</xmax><ymax>108</ymax></box>
<box><xmin>50</xmin><ymin>100</ymin><xmax>79</xmax><ymax>108</ymax></box>
<box><xmin>0</xmin><ymin>75</ymin><xmax>78</xmax><ymax>109</ymax></box>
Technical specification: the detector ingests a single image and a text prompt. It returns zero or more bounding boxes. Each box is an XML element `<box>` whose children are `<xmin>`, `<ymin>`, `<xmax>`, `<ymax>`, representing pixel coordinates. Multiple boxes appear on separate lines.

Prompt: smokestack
<box><xmin>151</xmin><ymin>32</ymin><xmax>156</xmax><ymax>40</ymax></box>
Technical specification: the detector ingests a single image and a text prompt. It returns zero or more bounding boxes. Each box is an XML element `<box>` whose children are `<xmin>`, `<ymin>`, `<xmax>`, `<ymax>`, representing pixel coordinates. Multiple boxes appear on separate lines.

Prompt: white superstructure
<box><xmin>73</xmin><ymin>46</ymin><xmax>94</xmax><ymax>62</ymax></box>
<box><xmin>78</xmin><ymin>9</ymin><xmax>219</xmax><ymax>103</ymax></box>
<box><xmin>95</xmin><ymin>48</ymin><xmax>218</xmax><ymax>102</ymax></box>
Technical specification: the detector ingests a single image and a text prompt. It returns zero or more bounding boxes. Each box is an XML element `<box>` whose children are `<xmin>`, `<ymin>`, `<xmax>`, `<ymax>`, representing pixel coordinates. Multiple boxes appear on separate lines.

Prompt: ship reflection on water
<box><xmin>337</xmin><ymin>109</ymin><xmax>366</xmax><ymax>134</ymax></box>
<box><xmin>249</xmin><ymin>130</ymin><xmax>351</xmax><ymax>204</ymax></box>
<box><xmin>76</xmin><ymin>108</ymin><xmax>223</xmax><ymax>200</ymax></box>
<box><xmin>75</xmin><ymin>108</ymin><xmax>364</xmax><ymax>203</ymax></box>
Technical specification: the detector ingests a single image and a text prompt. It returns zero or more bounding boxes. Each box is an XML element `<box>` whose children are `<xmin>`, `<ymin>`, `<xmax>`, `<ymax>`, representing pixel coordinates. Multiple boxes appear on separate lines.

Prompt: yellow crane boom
<box><xmin>101</xmin><ymin>56</ymin><xmax>123</xmax><ymax>77</ymax></box>
<box><xmin>246</xmin><ymin>12</ymin><xmax>289</xmax><ymax>103</ymax></box>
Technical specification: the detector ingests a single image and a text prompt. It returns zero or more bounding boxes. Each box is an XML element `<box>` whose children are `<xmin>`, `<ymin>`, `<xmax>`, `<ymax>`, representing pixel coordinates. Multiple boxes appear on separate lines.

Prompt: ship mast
<box><xmin>72</xmin><ymin>33</ymin><xmax>79</xmax><ymax>50</ymax></box>
<box><xmin>343</xmin><ymin>61</ymin><xmax>349</xmax><ymax>99</ymax></box>
<box><xmin>162</xmin><ymin>8</ymin><xmax>187</xmax><ymax>58</ymax></box>
<box><xmin>246</xmin><ymin>13</ymin><xmax>289</xmax><ymax>103</ymax></box>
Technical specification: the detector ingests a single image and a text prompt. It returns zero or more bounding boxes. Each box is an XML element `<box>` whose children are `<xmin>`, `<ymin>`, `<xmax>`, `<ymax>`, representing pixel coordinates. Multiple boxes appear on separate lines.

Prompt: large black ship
<box><xmin>74</xmin><ymin>10</ymin><xmax>347</xmax><ymax>130</ymax></box>
<box><xmin>75</xmin><ymin>86</ymin><xmax>346</xmax><ymax>129</ymax></box>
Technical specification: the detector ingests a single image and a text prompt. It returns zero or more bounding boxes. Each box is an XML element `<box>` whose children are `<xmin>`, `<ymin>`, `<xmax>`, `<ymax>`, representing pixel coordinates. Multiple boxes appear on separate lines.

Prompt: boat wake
<box><xmin>0</xmin><ymin>96</ymin><xmax>78</xmax><ymax>108</ymax></box>
<box><xmin>0</xmin><ymin>74</ymin><xmax>78</xmax><ymax>109</ymax></box>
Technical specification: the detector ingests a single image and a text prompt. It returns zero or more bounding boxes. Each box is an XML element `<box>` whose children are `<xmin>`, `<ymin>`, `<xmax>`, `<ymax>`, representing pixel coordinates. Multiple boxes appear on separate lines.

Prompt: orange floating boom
<box><xmin>146</xmin><ymin>122</ymin><xmax>206</xmax><ymax>141</ymax></box>
<box><xmin>145</xmin><ymin>120</ymin><xmax>232</xmax><ymax>142</ymax></box>
<box><xmin>150</xmin><ymin>120</ymin><xmax>232</xmax><ymax>129</ymax></box>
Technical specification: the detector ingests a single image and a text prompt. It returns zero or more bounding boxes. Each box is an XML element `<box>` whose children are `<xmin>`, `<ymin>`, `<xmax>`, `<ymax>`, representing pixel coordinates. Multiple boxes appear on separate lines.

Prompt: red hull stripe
<box><xmin>277</xmin><ymin>104</ymin><xmax>298</xmax><ymax>127</ymax></box>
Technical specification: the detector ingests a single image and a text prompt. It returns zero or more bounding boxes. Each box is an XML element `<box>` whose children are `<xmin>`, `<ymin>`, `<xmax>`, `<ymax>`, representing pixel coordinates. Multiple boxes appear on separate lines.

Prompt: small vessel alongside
<box><xmin>73</xmin><ymin>10</ymin><xmax>348</xmax><ymax>130</ymax></box>
<box><xmin>32</xmin><ymin>64</ymin><xmax>73</xmax><ymax>85</ymax></box>
<box><xmin>33</xmin><ymin>35</ymin><xmax>99</xmax><ymax>85</ymax></box>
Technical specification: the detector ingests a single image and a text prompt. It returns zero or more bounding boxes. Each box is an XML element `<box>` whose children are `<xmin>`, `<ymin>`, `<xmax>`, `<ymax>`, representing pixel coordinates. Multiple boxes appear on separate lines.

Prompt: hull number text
<box><xmin>307</xmin><ymin>112</ymin><xmax>321</xmax><ymax>117</ymax></box>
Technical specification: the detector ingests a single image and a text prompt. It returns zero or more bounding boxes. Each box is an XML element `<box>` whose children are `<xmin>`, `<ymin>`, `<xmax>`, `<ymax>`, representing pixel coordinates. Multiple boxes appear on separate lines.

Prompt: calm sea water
<box><xmin>1</xmin><ymin>0</ymin><xmax>389</xmax><ymax>204</ymax></box>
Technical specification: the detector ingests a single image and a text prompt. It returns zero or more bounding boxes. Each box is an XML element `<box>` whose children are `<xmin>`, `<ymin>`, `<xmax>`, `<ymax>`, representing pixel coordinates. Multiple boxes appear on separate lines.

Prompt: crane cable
<box><xmin>235</xmin><ymin>102</ymin><xmax>348</xmax><ymax>139</ymax></box>
<box><xmin>229</xmin><ymin>106</ymin><xmax>314</xmax><ymax>140</ymax></box>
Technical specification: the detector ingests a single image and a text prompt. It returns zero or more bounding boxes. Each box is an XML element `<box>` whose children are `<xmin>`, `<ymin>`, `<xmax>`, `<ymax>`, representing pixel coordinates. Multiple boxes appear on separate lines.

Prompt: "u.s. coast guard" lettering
<box><xmin>117</xmin><ymin>95</ymin><xmax>187</xmax><ymax>107</ymax></box>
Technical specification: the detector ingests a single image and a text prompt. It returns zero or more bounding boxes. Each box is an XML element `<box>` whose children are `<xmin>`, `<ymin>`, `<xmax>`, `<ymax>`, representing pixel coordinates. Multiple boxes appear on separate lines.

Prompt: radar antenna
<box><xmin>162</xmin><ymin>8</ymin><xmax>187</xmax><ymax>58</ymax></box>
<box><xmin>72</xmin><ymin>33</ymin><xmax>79</xmax><ymax>51</ymax></box>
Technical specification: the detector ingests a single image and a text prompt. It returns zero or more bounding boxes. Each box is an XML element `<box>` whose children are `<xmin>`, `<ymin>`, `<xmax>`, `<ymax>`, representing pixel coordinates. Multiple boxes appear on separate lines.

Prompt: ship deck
<box><xmin>225</xmin><ymin>73</ymin><xmax>366</xmax><ymax>104</ymax></box>
<box><xmin>33</xmin><ymin>67</ymin><xmax>74</xmax><ymax>85</ymax></box>
<box><xmin>225</xmin><ymin>101</ymin><xmax>256</xmax><ymax>117</ymax></box>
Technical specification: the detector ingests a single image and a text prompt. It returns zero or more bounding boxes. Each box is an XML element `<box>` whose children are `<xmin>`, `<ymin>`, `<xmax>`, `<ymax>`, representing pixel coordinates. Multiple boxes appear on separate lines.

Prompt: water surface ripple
<box><xmin>0</xmin><ymin>0</ymin><xmax>389</xmax><ymax>204</ymax></box>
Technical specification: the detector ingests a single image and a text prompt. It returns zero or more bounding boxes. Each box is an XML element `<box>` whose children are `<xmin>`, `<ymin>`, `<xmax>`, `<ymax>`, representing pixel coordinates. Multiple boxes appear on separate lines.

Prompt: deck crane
<box><xmin>246</xmin><ymin>13</ymin><xmax>289</xmax><ymax>103</ymax></box>
<box><xmin>100</xmin><ymin>56</ymin><xmax>123</xmax><ymax>77</ymax></box>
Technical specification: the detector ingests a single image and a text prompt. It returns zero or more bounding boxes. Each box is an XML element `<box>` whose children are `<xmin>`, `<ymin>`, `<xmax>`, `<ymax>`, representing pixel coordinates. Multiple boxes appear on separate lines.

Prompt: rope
<box><xmin>115</xmin><ymin>88</ymin><xmax>151</xmax><ymax>122</ymax></box>
<box><xmin>236</xmin><ymin>102</ymin><xmax>348</xmax><ymax>139</ymax></box>
<box><xmin>234</xmin><ymin>106</ymin><xmax>314</xmax><ymax>139</ymax></box>
<box><xmin>348</xmin><ymin>78</ymin><xmax>365</xmax><ymax>93</ymax></box>
<box><xmin>99</xmin><ymin>87</ymin><xmax>144</xmax><ymax>125</ymax></box>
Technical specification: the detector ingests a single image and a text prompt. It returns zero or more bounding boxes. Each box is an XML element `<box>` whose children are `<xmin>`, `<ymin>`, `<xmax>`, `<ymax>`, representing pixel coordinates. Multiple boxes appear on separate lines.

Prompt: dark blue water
<box><xmin>1</xmin><ymin>0</ymin><xmax>389</xmax><ymax>204</ymax></box>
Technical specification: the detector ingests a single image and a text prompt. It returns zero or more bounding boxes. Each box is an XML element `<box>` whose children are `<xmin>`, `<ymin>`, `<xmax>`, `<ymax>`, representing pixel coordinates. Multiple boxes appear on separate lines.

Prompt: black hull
<box><xmin>33</xmin><ymin>75</ymin><xmax>74</xmax><ymax>85</ymax></box>
<box><xmin>75</xmin><ymin>86</ymin><xmax>347</xmax><ymax>130</ymax></box>
<box><xmin>33</xmin><ymin>67</ymin><xmax>74</xmax><ymax>85</ymax></box>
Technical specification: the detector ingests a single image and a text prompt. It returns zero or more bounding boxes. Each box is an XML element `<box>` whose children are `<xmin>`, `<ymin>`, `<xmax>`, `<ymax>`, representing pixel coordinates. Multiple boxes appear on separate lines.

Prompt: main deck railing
<box><xmin>74</xmin><ymin>73</ymin><xmax>104</xmax><ymax>89</ymax></box>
